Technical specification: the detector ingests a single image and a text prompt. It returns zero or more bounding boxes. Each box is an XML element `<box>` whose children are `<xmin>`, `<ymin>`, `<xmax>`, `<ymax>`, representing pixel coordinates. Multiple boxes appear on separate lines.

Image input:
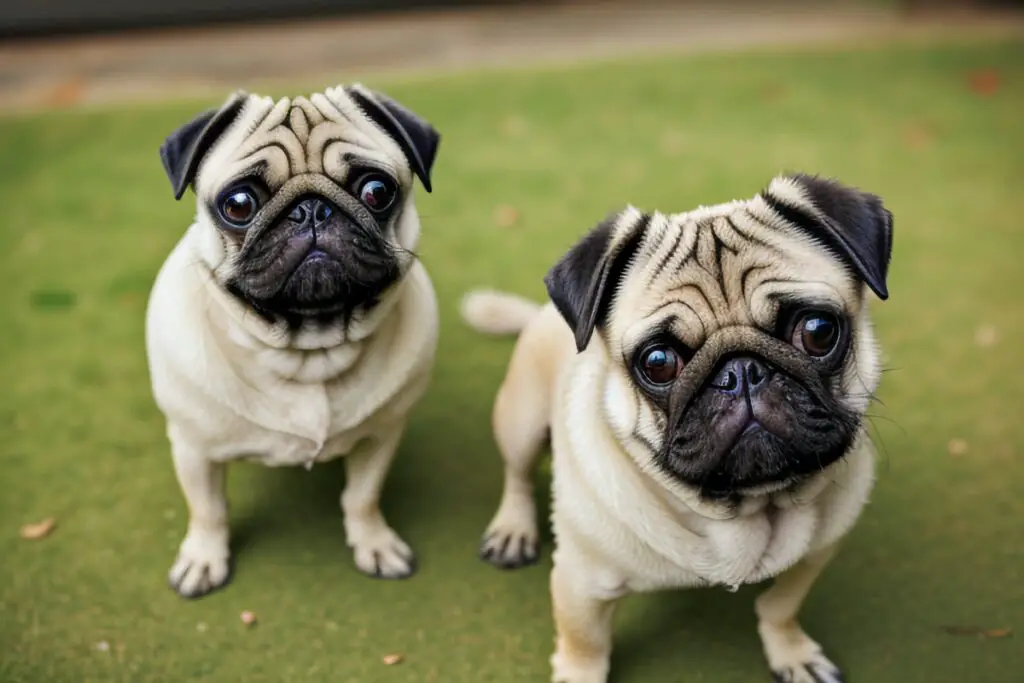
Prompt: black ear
<box><xmin>544</xmin><ymin>209</ymin><xmax>649</xmax><ymax>353</ymax></box>
<box><xmin>347</xmin><ymin>85</ymin><xmax>440</xmax><ymax>193</ymax></box>
<box><xmin>761</xmin><ymin>173</ymin><xmax>894</xmax><ymax>300</ymax></box>
<box><xmin>159</xmin><ymin>91</ymin><xmax>247</xmax><ymax>200</ymax></box>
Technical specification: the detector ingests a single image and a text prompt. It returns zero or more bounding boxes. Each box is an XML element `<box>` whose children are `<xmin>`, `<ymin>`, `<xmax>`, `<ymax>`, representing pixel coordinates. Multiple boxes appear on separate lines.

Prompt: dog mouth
<box><xmin>226</xmin><ymin>197</ymin><xmax>402</xmax><ymax>321</ymax></box>
<box><xmin>659</xmin><ymin>345</ymin><xmax>859</xmax><ymax>500</ymax></box>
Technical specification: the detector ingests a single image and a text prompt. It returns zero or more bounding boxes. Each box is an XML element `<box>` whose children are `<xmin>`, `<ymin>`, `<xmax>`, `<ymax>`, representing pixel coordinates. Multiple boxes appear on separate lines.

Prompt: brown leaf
<box><xmin>942</xmin><ymin>625</ymin><xmax>1013</xmax><ymax>639</ymax></box>
<box><xmin>382</xmin><ymin>653</ymin><xmax>404</xmax><ymax>665</ymax></box>
<box><xmin>947</xmin><ymin>438</ymin><xmax>969</xmax><ymax>457</ymax></box>
<box><xmin>983</xmin><ymin>628</ymin><xmax>1013</xmax><ymax>639</ymax></box>
<box><xmin>493</xmin><ymin>205</ymin><xmax>520</xmax><ymax>229</ymax></box>
<box><xmin>903</xmin><ymin>122</ymin><xmax>934</xmax><ymax>150</ymax></box>
<box><xmin>43</xmin><ymin>78</ymin><xmax>86</xmax><ymax>108</ymax></box>
<box><xmin>240</xmin><ymin>610</ymin><xmax>257</xmax><ymax>627</ymax></box>
<box><xmin>968</xmin><ymin>69</ymin><xmax>1000</xmax><ymax>96</ymax></box>
<box><xmin>20</xmin><ymin>518</ymin><xmax>57</xmax><ymax>539</ymax></box>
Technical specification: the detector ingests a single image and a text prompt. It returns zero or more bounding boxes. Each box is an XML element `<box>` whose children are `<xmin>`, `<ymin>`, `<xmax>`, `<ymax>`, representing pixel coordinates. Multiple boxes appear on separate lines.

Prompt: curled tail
<box><xmin>460</xmin><ymin>289</ymin><xmax>543</xmax><ymax>336</ymax></box>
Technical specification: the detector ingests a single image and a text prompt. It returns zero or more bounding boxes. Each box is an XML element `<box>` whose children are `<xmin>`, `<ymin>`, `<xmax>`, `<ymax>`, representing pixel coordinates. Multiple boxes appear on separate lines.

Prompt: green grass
<box><xmin>2</xmin><ymin>37</ymin><xmax>1023</xmax><ymax>683</ymax></box>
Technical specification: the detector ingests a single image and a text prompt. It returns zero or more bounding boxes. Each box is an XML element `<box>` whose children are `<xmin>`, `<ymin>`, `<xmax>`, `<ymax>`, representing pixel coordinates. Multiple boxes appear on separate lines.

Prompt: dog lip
<box><xmin>740</xmin><ymin>420</ymin><xmax>762</xmax><ymax>436</ymax></box>
<box><xmin>303</xmin><ymin>248</ymin><xmax>333</xmax><ymax>262</ymax></box>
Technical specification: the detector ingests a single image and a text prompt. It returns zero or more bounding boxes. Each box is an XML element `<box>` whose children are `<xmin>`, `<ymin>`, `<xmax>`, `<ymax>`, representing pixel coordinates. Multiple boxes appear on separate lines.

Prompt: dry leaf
<box><xmin>44</xmin><ymin>78</ymin><xmax>86</xmax><ymax>108</ymax></box>
<box><xmin>942</xmin><ymin>625</ymin><xmax>1013</xmax><ymax>639</ymax></box>
<box><xmin>968</xmin><ymin>69</ymin><xmax>1000</xmax><ymax>96</ymax></box>
<box><xmin>93</xmin><ymin>641</ymin><xmax>111</xmax><ymax>652</ymax></box>
<box><xmin>240</xmin><ymin>610</ymin><xmax>257</xmax><ymax>627</ymax></box>
<box><xmin>903</xmin><ymin>122</ymin><xmax>934</xmax><ymax>150</ymax></box>
<box><xmin>984</xmin><ymin>628</ymin><xmax>1013</xmax><ymax>639</ymax></box>
<box><xmin>382</xmin><ymin>653</ymin><xmax>404</xmax><ymax>665</ymax></box>
<box><xmin>493</xmin><ymin>205</ymin><xmax>519</xmax><ymax>229</ymax></box>
<box><xmin>947</xmin><ymin>438</ymin><xmax>969</xmax><ymax>457</ymax></box>
<box><xmin>20</xmin><ymin>518</ymin><xmax>57</xmax><ymax>539</ymax></box>
<box><xmin>974</xmin><ymin>325</ymin><xmax>998</xmax><ymax>348</ymax></box>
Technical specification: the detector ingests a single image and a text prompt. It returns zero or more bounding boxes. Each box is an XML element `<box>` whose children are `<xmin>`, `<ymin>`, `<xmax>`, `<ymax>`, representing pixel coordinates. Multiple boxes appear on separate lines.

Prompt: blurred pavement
<box><xmin>0</xmin><ymin>0</ymin><xmax>1022</xmax><ymax>112</ymax></box>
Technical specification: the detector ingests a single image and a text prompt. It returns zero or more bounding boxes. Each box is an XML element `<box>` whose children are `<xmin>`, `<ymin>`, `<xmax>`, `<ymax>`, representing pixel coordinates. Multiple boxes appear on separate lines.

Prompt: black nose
<box><xmin>710</xmin><ymin>356</ymin><xmax>772</xmax><ymax>397</ymax></box>
<box><xmin>286</xmin><ymin>198</ymin><xmax>336</xmax><ymax>227</ymax></box>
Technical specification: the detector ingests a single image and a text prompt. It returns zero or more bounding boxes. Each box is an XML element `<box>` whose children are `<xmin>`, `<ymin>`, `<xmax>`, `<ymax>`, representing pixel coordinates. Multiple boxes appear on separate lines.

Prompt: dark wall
<box><xmin>0</xmin><ymin>0</ymin><xmax>533</xmax><ymax>38</ymax></box>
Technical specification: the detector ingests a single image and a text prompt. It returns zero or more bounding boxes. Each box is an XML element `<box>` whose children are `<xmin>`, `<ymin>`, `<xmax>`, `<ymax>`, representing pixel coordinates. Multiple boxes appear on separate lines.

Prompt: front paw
<box><xmin>550</xmin><ymin>648</ymin><xmax>610</xmax><ymax>683</ymax></box>
<box><xmin>479</xmin><ymin>498</ymin><xmax>539</xmax><ymax>569</ymax></box>
<box><xmin>168</xmin><ymin>529</ymin><xmax>231</xmax><ymax>599</ymax></box>
<box><xmin>760</xmin><ymin>623</ymin><xmax>844</xmax><ymax>683</ymax></box>
<box><xmin>346</xmin><ymin>520</ymin><xmax>416</xmax><ymax>579</ymax></box>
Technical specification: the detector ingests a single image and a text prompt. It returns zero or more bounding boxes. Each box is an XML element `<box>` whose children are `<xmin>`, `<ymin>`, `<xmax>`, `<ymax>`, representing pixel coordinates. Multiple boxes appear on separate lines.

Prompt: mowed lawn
<box><xmin>1</xmin><ymin>38</ymin><xmax>1022</xmax><ymax>683</ymax></box>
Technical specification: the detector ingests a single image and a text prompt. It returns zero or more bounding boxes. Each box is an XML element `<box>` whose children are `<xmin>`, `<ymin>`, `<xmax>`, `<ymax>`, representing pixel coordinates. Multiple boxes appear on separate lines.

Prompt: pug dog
<box><xmin>146</xmin><ymin>84</ymin><xmax>440</xmax><ymax>598</ymax></box>
<box><xmin>460</xmin><ymin>173</ymin><xmax>893</xmax><ymax>683</ymax></box>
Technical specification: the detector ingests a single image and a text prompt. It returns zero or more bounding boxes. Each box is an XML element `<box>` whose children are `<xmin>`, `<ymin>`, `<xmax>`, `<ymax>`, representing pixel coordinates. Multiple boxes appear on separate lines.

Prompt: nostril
<box><xmin>314</xmin><ymin>202</ymin><xmax>333</xmax><ymax>224</ymax></box>
<box><xmin>712</xmin><ymin>367</ymin><xmax>740</xmax><ymax>392</ymax></box>
<box><xmin>746</xmin><ymin>361</ymin><xmax>766</xmax><ymax>386</ymax></box>
<box><xmin>288</xmin><ymin>205</ymin><xmax>306</xmax><ymax>223</ymax></box>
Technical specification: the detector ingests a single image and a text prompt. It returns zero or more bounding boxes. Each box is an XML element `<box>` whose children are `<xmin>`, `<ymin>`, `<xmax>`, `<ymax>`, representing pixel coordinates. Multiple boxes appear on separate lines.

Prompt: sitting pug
<box><xmin>461</xmin><ymin>173</ymin><xmax>893</xmax><ymax>683</ymax></box>
<box><xmin>147</xmin><ymin>84</ymin><xmax>440</xmax><ymax>598</ymax></box>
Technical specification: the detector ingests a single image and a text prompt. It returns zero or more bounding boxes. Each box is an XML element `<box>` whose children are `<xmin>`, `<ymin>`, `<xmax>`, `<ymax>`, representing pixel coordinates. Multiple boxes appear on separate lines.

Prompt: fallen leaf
<box><xmin>20</xmin><ymin>518</ymin><xmax>57</xmax><ymax>539</ymax></box>
<box><xmin>44</xmin><ymin>78</ymin><xmax>86</xmax><ymax>108</ymax></box>
<box><xmin>382</xmin><ymin>653</ymin><xmax>404</xmax><ymax>665</ymax></box>
<box><xmin>93</xmin><ymin>641</ymin><xmax>110</xmax><ymax>652</ymax></box>
<box><xmin>968</xmin><ymin>69</ymin><xmax>1000</xmax><ymax>96</ymax></box>
<box><xmin>947</xmin><ymin>438</ymin><xmax>969</xmax><ymax>457</ymax></box>
<box><xmin>984</xmin><ymin>628</ymin><xmax>1013</xmax><ymax>639</ymax></box>
<box><xmin>493</xmin><ymin>205</ymin><xmax>519</xmax><ymax>228</ymax></box>
<box><xmin>974</xmin><ymin>325</ymin><xmax>998</xmax><ymax>348</ymax></box>
<box><xmin>240</xmin><ymin>611</ymin><xmax>257</xmax><ymax>627</ymax></box>
<box><xmin>903</xmin><ymin>122</ymin><xmax>934</xmax><ymax>150</ymax></box>
<box><xmin>942</xmin><ymin>625</ymin><xmax>1013</xmax><ymax>639</ymax></box>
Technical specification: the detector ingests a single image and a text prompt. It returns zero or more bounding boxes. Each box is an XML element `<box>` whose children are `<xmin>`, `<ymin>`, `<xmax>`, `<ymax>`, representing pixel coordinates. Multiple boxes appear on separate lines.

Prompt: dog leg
<box><xmin>549</xmin><ymin>561</ymin><xmax>621</xmax><ymax>683</ymax></box>
<box><xmin>342</xmin><ymin>428</ymin><xmax>415</xmax><ymax>579</ymax></box>
<box><xmin>755</xmin><ymin>544</ymin><xmax>844</xmax><ymax>683</ymax></box>
<box><xmin>168</xmin><ymin>439</ymin><xmax>231</xmax><ymax>599</ymax></box>
<box><xmin>480</xmin><ymin>371</ymin><xmax>549</xmax><ymax>568</ymax></box>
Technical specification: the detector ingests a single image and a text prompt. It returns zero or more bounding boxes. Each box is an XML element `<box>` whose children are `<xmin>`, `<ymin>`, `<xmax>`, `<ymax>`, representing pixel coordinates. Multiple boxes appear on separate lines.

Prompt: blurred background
<box><xmin>1</xmin><ymin>2</ymin><xmax>1022</xmax><ymax>683</ymax></box>
<box><xmin>0</xmin><ymin>0</ymin><xmax>1022</xmax><ymax>111</ymax></box>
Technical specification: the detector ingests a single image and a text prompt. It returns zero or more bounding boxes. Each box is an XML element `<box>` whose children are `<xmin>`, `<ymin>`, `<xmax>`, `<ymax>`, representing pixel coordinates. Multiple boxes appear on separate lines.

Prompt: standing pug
<box><xmin>461</xmin><ymin>174</ymin><xmax>893</xmax><ymax>683</ymax></box>
<box><xmin>147</xmin><ymin>84</ymin><xmax>440</xmax><ymax>598</ymax></box>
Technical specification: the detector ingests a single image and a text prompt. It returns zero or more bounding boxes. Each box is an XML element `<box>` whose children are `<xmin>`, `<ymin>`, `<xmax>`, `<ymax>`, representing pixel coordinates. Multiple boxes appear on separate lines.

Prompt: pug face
<box><xmin>545</xmin><ymin>174</ymin><xmax>893</xmax><ymax>503</ymax></box>
<box><xmin>159</xmin><ymin>85</ymin><xmax>440</xmax><ymax>326</ymax></box>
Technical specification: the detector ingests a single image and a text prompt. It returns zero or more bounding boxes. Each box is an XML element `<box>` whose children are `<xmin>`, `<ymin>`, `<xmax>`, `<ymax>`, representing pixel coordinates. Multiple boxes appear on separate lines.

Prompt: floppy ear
<box><xmin>544</xmin><ymin>208</ymin><xmax>649</xmax><ymax>353</ymax></box>
<box><xmin>159</xmin><ymin>91</ymin><xmax>247</xmax><ymax>200</ymax></box>
<box><xmin>761</xmin><ymin>173</ymin><xmax>894</xmax><ymax>300</ymax></box>
<box><xmin>347</xmin><ymin>85</ymin><xmax>441</xmax><ymax>193</ymax></box>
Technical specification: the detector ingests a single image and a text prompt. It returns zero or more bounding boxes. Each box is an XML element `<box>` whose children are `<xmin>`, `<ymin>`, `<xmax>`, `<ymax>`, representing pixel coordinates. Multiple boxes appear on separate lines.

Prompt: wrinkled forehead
<box><xmin>197</xmin><ymin>88</ymin><xmax>409</xmax><ymax>195</ymax></box>
<box><xmin>611</xmin><ymin>199</ymin><xmax>862</xmax><ymax>354</ymax></box>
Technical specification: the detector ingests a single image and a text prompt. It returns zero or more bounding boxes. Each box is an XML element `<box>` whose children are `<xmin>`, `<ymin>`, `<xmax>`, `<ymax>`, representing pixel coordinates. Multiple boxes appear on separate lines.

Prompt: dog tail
<box><xmin>460</xmin><ymin>289</ymin><xmax>543</xmax><ymax>336</ymax></box>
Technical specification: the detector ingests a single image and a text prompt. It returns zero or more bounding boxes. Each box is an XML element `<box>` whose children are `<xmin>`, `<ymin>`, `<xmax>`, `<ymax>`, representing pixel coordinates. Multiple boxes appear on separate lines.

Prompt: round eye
<box><xmin>356</xmin><ymin>176</ymin><xmax>397</xmax><ymax>213</ymax></box>
<box><xmin>220</xmin><ymin>189</ymin><xmax>259</xmax><ymax>226</ymax></box>
<box><xmin>639</xmin><ymin>345</ymin><xmax>683</xmax><ymax>386</ymax></box>
<box><xmin>792</xmin><ymin>312</ymin><xmax>840</xmax><ymax>357</ymax></box>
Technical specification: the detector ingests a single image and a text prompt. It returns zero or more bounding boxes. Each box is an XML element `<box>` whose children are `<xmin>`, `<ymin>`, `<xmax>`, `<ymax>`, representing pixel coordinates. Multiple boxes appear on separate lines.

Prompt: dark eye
<box><xmin>792</xmin><ymin>312</ymin><xmax>840</xmax><ymax>357</ymax></box>
<box><xmin>355</xmin><ymin>175</ymin><xmax>397</xmax><ymax>213</ymax></box>
<box><xmin>219</xmin><ymin>188</ymin><xmax>259</xmax><ymax>226</ymax></box>
<box><xmin>639</xmin><ymin>345</ymin><xmax>683</xmax><ymax>386</ymax></box>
